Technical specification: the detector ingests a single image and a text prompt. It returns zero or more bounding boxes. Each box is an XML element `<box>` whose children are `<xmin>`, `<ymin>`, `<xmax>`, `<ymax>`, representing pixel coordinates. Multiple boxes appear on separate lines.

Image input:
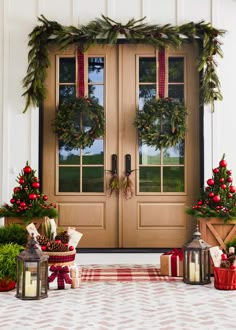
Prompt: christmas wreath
<box><xmin>134</xmin><ymin>98</ymin><xmax>187</xmax><ymax>149</ymax></box>
<box><xmin>53</xmin><ymin>97</ymin><xmax>105</xmax><ymax>150</ymax></box>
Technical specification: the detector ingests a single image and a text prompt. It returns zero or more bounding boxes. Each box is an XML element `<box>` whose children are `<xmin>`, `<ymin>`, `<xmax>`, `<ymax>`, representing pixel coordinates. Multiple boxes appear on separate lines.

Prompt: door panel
<box><xmin>43</xmin><ymin>43</ymin><xmax>200</xmax><ymax>248</ymax></box>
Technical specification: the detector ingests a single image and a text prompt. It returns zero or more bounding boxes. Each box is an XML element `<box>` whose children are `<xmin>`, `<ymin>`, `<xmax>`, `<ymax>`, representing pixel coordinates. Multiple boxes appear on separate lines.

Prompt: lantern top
<box><xmin>184</xmin><ymin>225</ymin><xmax>211</xmax><ymax>250</ymax></box>
<box><xmin>17</xmin><ymin>233</ymin><xmax>49</xmax><ymax>261</ymax></box>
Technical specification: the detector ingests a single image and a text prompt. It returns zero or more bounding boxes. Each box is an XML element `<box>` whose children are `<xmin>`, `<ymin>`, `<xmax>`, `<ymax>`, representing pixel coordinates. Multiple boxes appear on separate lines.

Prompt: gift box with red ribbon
<box><xmin>48</xmin><ymin>265</ymin><xmax>72</xmax><ymax>290</ymax></box>
<box><xmin>160</xmin><ymin>248</ymin><xmax>183</xmax><ymax>277</ymax></box>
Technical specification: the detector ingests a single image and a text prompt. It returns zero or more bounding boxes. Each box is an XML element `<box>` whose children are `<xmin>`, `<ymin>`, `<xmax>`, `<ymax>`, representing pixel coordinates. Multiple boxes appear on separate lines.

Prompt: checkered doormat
<box><xmin>81</xmin><ymin>265</ymin><xmax>182</xmax><ymax>282</ymax></box>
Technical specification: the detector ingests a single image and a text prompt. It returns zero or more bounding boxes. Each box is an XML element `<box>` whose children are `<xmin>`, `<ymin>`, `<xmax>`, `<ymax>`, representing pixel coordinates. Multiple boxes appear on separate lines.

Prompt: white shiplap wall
<box><xmin>0</xmin><ymin>0</ymin><xmax>236</xmax><ymax>207</ymax></box>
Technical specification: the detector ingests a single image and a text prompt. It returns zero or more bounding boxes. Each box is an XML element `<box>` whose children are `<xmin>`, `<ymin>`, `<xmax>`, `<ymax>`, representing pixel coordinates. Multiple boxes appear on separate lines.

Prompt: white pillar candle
<box><xmin>25</xmin><ymin>271</ymin><xmax>31</xmax><ymax>285</ymax></box>
<box><xmin>189</xmin><ymin>263</ymin><xmax>195</xmax><ymax>282</ymax></box>
<box><xmin>25</xmin><ymin>284</ymin><xmax>37</xmax><ymax>297</ymax></box>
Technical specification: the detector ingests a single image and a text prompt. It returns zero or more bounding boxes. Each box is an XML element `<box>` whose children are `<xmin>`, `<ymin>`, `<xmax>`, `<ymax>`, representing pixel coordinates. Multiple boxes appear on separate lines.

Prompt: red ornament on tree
<box><xmin>230</xmin><ymin>186</ymin><xmax>236</xmax><ymax>193</ymax></box>
<box><xmin>19</xmin><ymin>178</ymin><xmax>25</xmax><ymax>185</ymax></box>
<box><xmin>219</xmin><ymin>159</ymin><xmax>227</xmax><ymax>167</ymax></box>
<box><xmin>43</xmin><ymin>195</ymin><xmax>48</xmax><ymax>201</ymax></box>
<box><xmin>207</xmin><ymin>178</ymin><xmax>214</xmax><ymax>186</ymax></box>
<box><xmin>13</xmin><ymin>187</ymin><xmax>21</xmax><ymax>193</ymax></box>
<box><xmin>213</xmin><ymin>195</ymin><xmax>221</xmax><ymax>203</ymax></box>
<box><xmin>23</xmin><ymin>165</ymin><xmax>32</xmax><ymax>174</ymax></box>
<box><xmin>28</xmin><ymin>193</ymin><xmax>37</xmax><ymax>200</ymax></box>
<box><xmin>32</xmin><ymin>182</ymin><xmax>40</xmax><ymax>189</ymax></box>
<box><xmin>213</xmin><ymin>168</ymin><xmax>219</xmax><ymax>173</ymax></box>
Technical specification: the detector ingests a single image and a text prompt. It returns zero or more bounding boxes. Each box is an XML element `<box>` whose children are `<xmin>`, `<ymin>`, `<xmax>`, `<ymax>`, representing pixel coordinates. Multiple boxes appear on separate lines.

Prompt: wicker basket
<box><xmin>214</xmin><ymin>267</ymin><xmax>236</xmax><ymax>290</ymax></box>
<box><xmin>43</xmin><ymin>250</ymin><xmax>76</xmax><ymax>266</ymax></box>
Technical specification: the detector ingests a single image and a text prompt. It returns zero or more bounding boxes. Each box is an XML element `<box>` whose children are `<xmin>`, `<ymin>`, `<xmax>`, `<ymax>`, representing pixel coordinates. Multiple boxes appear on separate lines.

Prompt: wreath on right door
<box><xmin>134</xmin><ymin>98</ymin><xmax>188</xmax><ymax>150</ymax></box>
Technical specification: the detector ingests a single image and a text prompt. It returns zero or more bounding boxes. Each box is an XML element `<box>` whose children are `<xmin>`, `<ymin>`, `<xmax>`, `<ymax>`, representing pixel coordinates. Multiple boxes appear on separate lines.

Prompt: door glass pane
<box><xmin>139</xmin><ymin>85</ymin><xmax>156</xmax><ymax>109</ymax></box>
<box><xmin>168</xmin><ymin>85</ymin><xmax>184</xmax><ymax>102</ymax></box>
<box><xmin>59</xmin><ymin>147</ymin><xmax>80</xmax><ymax>165</ymax></box>
<box><xmin>88</xmin><ymin>58</ymin><xmax>104</xmax><ymax>83</ymax></box>
<box><xmin>82</xmin><ymin>167</ymin><xmax>104</xmax><ymax>192</ymax></box>
<box><xmin>139</xmin><ymin>57</ymin><xmax>156</xmax><ymax>82</ymax></box>
<box><xmin>140</xmin><ymin>167</ymin><xmax>161</xmax><ymax>192</ymax></box>
<box><xmin>59</xmin><ymin>58</ymin><xmax>75</xmax><ymax>82</ymax></box>
<box><xmin>138</xmin><ymin>54</ymin><xmax>185</xmax><ymax>193</ymax></box>
<box><xmin>139</xmin><ymin>144</ymin><xmax>160</xmax><ymax>165</ymax></box>
<box><xmin>59</xmin><ymin>86</ymin><xmax>76</xmax><ymax>103</ymax></box>
<box><xmin>88</xmin><ymin>85</ymin><xmax>104</xmax><ymax>106</ymax></box>
<box><xmin>163</xmin><ymin>167</ymin><xmax>184</xmax><ymax>192</ymax></box>
<box><xmin>82</xmin><ymin>140</ymin><xmax>104</xmax><ymax>165</ymax></box>
<box><xmin>169</xmin><ymin>57</ymin><xmax>184</xmax><ymax>82</ymax></box>
<box><xmin>163</xmin><ymin>142</ymin><xmax>185</xmax><ymax>165</ymax></box>
<box><xmin>59</xmin><ymin>167</ymin><xmax>80</xmax><ymax>192</ymax></box>
<box><xmin>58</xmin><ymin>56</ymin><xmax>105</xmax><ymax>193</ymax></box>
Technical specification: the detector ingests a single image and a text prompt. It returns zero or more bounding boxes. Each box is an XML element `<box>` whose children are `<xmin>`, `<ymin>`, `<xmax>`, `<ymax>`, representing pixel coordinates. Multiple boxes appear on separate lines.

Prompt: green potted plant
<box><xmin>186</xmin><ymin>154</ymin><xmax>236</xmax><ymax>249</ymax></box>
<box><xmin>0</xmin><ymin>162</ymin><xmax>58</xmax><ymax>233</ymax></box>
<box><xmin>0</xmin><ymin>223</ymin><xmax>28</xmax><ymax>246</ymax></box>
<box><xmin>0</xmin><ymin>243</ymin><xmax>24</xmax><ymax>291</ymax></box>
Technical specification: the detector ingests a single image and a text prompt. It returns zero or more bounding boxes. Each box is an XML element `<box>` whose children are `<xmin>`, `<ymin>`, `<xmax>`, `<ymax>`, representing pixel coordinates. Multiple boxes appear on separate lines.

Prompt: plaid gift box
<box><xmin>48</xmin><ymin>265</ymin><xmax>72</xmax><ymax>290</ymax></box>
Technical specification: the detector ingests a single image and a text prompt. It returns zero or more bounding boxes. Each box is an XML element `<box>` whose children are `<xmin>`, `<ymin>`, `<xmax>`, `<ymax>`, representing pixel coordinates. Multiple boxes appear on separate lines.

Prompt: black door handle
<box><xmin>111</xmin><ymin>154</ymin><xmax>118</xmax><ymax>175</ymax></box>
<box><xmin>125</xmin><ymin>154</ymin><xmax>131</xmax><ymax>176</ymax></box>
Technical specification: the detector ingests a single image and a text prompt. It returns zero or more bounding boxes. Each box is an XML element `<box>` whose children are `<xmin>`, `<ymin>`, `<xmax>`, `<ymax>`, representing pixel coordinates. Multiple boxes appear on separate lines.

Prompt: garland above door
<box><xmin>22</xmin><ymin>15</ymin><xmax>225</xmax><ymax>113</ymax></box>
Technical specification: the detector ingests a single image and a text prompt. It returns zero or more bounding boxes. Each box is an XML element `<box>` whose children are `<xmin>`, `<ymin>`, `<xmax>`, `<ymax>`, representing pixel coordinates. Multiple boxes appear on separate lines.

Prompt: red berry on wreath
<box><xmin>227</xmin><ymin>170</ymin><xmax>232</xmax><ymax>175</ymax></box>
<box><xmin>221</xmin><ymin>184</ymin><xmax>227</xmax><ymax>189</ymax></box>
<box><xmin>43</xmin><ymin>195</ymin><xmax>48</xmax><ymax>201</ymax></box>
<box><xmin>230</xmin><ymin>186</ymin><xmax>236</xmax><ymax>193</ymax></box>
<box><xmin>227</xmin><ymin>177</ymin><xmax>233</xmax><ymax>183</ymax></box>
<box><xmin>219</xmin><ymin>178</ymin><xmax>224</xmax><ymax>183</ymax></box>
<box><xmin>208</xmin><ymin>192</ymin><xmax>214</xmax><ymax>198</ymax></box>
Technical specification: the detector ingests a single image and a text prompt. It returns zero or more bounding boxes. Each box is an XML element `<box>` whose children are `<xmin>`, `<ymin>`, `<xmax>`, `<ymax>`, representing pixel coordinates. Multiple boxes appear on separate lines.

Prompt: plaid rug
<box><xmin>81</xmin><ymin>264</ymin><xmax>182</xmax><ymax>282</ymax></box>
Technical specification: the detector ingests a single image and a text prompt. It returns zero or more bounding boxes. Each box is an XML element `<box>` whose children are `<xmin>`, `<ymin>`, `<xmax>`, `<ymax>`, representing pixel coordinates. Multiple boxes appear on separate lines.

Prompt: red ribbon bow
<box><xmin>163</xmin><ymin>248</ymin><xmax>183</xmax><ymax>276</ymax></box>
<box><xmin>48</xmin><ymin>265</ymin><xmax>72</xmax><ymax>289</ymax></box>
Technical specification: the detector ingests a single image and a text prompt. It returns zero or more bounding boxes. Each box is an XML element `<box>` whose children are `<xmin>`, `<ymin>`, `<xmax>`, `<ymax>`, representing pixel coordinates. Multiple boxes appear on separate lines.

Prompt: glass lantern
<box><xmin>183</xmin><ymin>225</ymin><xmax>211</xmax><ymax>285</ymax></box>
<box><xmin>16</xmin><ymin>234</ymin><xmax>49</xmax><ymax>300</ymax></box>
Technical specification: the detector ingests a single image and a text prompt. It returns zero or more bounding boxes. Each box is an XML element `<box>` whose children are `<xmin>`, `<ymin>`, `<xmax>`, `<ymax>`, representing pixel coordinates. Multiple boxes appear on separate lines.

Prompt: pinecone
<box><xmin>47</xmin><ymin>241</ymin><xmax>69</xmax><ymax>252</ymax></box>
<box><xmin>36</xmin><ymin>235</ymin><xmax>50</xmax><ymax>246</ymax></box>
<box><xmin>55</xmin><ymin>230</ymin><xmax>69</xmax><ymax>244</ymax></box>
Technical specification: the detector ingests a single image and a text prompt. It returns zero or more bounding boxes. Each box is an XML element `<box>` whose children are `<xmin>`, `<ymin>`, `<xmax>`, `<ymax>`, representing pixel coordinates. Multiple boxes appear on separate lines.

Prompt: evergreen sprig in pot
<box><xmin>186</xmin><ymin>154</ymin><xmax>236</xmax><ymax>249</ymax></box>
<box><xmin>0</xmin><ymin>162</ymin><xmax>58</xmax><ymax>232</ymax></box>
<box><xmin>0</xmin><ymin>243</ymin><xmax>24</xmax><ymax>291</ymax></box>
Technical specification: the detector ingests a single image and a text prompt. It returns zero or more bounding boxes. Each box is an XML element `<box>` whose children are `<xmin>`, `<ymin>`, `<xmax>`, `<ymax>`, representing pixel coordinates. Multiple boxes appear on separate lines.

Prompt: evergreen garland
<box><xmin>22</xmin><ymin>15</ymin><xmax>225</xmax><ymax>113</ymax></box>
<box><xmin>134</xmin><ymin>98</ymin><xmax>187</xmax><ymax>149</ymax></box>
<box><xmin>53</xmin><ymin>97</ymin><xmax>105</xmax><ymax>150</ymax></box>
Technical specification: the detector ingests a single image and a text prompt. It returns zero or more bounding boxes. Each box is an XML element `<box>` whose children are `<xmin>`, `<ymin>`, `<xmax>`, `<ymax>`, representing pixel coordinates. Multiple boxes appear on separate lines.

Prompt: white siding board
<box><xmin>179</xmin><ymin>0</ymin><xmax>212</xmax><ymax>23</ymax></box>
<box><xmin>148</xmin><ymin>0</ymin><xmax>177</xmax><ymax>25</ymax></box>
<box><xmin>113</xmin><ymin>0</ymin><xmax>143</xmax><ymax>22</ymax></box>
<box><xmin>42</xmin><ymin>0</ymin><xmax>72</xmax><ymax>25</ymax></box>
<box><xmin>77</xmin><ymin>0</ymin><xmax>108</xmax><ymax>24</ymax></box>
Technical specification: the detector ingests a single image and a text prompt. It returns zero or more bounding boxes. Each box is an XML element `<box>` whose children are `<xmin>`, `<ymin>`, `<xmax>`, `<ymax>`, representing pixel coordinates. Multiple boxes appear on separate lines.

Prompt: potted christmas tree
<box><xmin>187</xmin><ymin>154</ymin><xmax>236</xmax><ymax>249</ymax></box>
<box><xmin>0</xmin><ymin>162</ymin><xmax>58</xmax><ymax>233</ymax></box>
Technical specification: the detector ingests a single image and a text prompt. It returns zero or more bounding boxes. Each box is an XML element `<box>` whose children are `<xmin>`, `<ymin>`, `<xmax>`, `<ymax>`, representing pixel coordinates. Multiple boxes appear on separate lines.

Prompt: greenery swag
<box><xmin>22</xmin><ymin>15</ymin><xmax>225</xmax><ymax>113</ymax></box>
<box><xmin>134</xmin><ymin>98</ymin><xmax>187</xmax><ymax>149</ymax></box>
<box><xmin>53</xmin><ymin>97</ymin><xmax>105</xmax><ymax>150</ymax></box>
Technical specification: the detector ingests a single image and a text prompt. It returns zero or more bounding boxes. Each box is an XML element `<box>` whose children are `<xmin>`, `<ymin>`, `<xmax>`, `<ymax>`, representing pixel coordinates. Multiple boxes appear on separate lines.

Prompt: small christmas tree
<box><xmin>187</xmin><ymin>154</ymin><xmax>236</xmax><ymax>221</ymax></box>
<box><xmin>0</xmin><ymin>161</ymin><xmax>58</xmax><ymax>222</ymax></box>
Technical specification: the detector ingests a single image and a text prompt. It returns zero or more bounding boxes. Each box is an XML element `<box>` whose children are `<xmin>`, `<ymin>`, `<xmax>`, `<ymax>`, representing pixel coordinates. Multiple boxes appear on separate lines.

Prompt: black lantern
<box><xmin>183</xmin><ymin>225</ymin><xmax>211</xmax><ymax>285</ymax></box>
<box><xmin>16</xmin><ymin>234</ymin><xmax>49</xmax><ymax>300</ymax></box>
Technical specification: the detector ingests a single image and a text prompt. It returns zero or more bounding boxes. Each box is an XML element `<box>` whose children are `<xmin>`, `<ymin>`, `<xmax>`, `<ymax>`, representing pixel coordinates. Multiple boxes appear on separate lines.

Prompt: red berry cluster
<box><xmin>220</xmin><ymin>250</ymin><xmax>236</xmax><ymax>269</ymax></box>
<box><xmin>187</xmin><ymin>155</ymin><xmax>236</xmax><ymax>220</ymax></box>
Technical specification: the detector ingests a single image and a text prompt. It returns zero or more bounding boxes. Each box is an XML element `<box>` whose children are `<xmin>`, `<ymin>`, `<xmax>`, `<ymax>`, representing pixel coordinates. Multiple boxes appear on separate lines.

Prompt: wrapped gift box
<box><xmin>70</xmin><ymin>265</ymin><xmax>81</xmax><ymax>288</ymax></box>
<box><xmin>160</xmin><ymin>249</ymin><xmax>183</xmax><ymax>277</ymax></box>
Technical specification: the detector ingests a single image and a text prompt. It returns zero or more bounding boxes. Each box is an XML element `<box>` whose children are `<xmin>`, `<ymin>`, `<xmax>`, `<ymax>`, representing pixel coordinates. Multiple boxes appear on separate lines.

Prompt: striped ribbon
<box><xmin>77</xmin><ymin>49</ymin><xmax>85</xmax><ymax>97</ymax></box>
<box><xmin>158</xmin><ymin>48</ymin><xmax>165</xmax><ymax>98</ymax></box>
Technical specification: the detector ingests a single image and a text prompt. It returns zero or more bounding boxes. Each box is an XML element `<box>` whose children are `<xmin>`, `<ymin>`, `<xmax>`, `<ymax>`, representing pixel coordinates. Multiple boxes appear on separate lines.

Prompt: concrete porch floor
<box><xmin>0</xmin><ymin>253</ymin><xmax>235</xmax><ymax>330</ymax></box>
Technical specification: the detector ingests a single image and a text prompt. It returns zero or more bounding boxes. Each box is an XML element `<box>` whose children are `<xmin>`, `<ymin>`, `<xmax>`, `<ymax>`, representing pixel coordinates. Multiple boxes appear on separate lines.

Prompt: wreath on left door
<box><xmin>53</xmin><ymin>97</ymin><xmax>105</xmax><ymax>150</ymax></box>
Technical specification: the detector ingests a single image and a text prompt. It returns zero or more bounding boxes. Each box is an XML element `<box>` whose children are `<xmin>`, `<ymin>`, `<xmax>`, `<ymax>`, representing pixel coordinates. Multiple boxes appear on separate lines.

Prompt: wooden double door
<box><xmin>43</xmin><ymin>43</ymin><xmax>200</xmax><ymax>248</ymax></box>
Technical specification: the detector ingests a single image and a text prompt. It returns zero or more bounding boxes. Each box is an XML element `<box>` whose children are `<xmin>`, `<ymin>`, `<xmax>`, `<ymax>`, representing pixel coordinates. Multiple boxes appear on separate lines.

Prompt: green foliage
<box><xmin>186</xmin><ymin>154</ymin><xmax>236</xmax><ymax>222</ymax></box>
<box><xmin>0</xmin><ymin>224</ymin><xmax>28</xmax><ymax>246</ymax></box>
<box><xmin>0</xmin><ymin>161</ymin><xmax>58</xmax><ymax>222</ymax></box>
<box><xmin>22</xmin><ymin>15</ymin><xmax>225</xmax><ymax>113</ymax></box>
<box><xmin>0</xmin><ymin>243</ymin><xmax>24</xmax><ymax>281</ymax></box>
<box><xmin>134</xmin><ymin>98</ymin><xmax>187</xmax><ymax>149</ymax></box>
<box><xmin>53</xmin><ymin>96</ymin><xmax>105</xmax><ymax>150</ymax></box>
